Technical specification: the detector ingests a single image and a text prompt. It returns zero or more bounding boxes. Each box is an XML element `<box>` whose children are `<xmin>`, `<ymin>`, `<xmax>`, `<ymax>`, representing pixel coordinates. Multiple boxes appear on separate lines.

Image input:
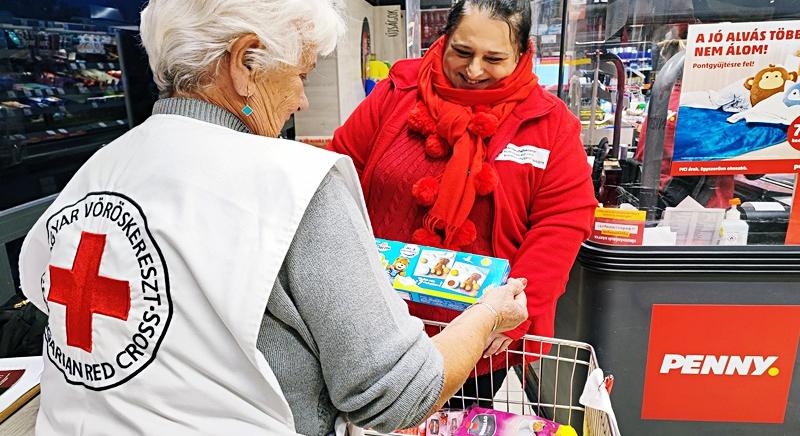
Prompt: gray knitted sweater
<box><xmin>152</xmin><ymin>98</ymin><xmax>444</xmax><ymax>436</ymax></box>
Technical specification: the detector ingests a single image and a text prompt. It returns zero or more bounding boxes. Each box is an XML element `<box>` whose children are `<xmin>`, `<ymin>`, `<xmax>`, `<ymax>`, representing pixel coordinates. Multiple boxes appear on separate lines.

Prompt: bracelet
<box><xmin>472</xmin><ymin>301</ymin><xmax>500</xmax><ymax>332</ymax></box>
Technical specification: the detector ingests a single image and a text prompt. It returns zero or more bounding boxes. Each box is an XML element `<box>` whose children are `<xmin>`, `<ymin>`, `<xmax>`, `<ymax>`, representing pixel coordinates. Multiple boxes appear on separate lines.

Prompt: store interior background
<box><xmin>4</xmin><ymin>0</ymin><xmax>798</xmax><ymax>238</ymax></box>
<box><xmin>2</xmin><ymin>1</ymin><xmax>800</xmax><ymax>435</ymax></box>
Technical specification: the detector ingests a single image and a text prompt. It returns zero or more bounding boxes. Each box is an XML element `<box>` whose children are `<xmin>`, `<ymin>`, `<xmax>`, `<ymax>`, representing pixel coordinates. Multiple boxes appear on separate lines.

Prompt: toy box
<box><xmin>375</xmin><ymin>238</ymin><xmax>511</xmax><ymax>311</ymax></box>
<box><xmin>393</xmin><ymin>409</ymin><xmax>467</xmax><ymax>436</ymax></box>
<box><xmin>455</xmin><ymin>407</ymin><xmax>578</xmax><ymax>436</ymax></box>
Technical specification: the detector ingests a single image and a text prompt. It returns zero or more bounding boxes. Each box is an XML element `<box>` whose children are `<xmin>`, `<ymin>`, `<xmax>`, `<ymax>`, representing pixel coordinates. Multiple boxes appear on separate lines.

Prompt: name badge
<box><xmin>495</xmin><ymin>144</ymin><xmax>550</xmax><ymax>169</ymax></box>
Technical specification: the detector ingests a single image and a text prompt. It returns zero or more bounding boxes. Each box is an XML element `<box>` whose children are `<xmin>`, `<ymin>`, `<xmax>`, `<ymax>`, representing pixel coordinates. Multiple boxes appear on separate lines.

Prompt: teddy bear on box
<box><xmin>431</xmin><ymin>257</ymin><xmax>451</xmax><ymax>276</ymax></box>
<box><xmin>387</xmin><ymin>257</ymin><xmax>409</xmax><ymax>280</ymax></box>
<box><xmin>460</xmin><ymin>273</ymin><xmax>483</xmax><ymax>295</ymax></box>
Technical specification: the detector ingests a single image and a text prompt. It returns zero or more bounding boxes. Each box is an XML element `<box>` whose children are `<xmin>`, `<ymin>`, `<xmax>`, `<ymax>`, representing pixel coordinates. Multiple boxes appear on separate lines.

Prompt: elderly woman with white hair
<box><xmin>17</xmin><ymin>1</ymin><xmax>527</xmax><ymax>435</ymax></box>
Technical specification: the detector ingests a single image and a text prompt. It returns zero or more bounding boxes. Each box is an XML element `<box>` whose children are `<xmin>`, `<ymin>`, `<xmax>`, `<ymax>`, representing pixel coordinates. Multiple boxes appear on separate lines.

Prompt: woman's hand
<box><xmin>426</xmin><ymin>277</ymin><xmax>528</xmax><ymax>414</ymax></box>
<box><xmin>478</xmin><ymin>277</ymin><xmax>528</xmax><ymax>332</ymax></box>
<box><xmin>483</xmin><ymin>332</ymin><xmax>513</xmax><ymax>358</ymax></box>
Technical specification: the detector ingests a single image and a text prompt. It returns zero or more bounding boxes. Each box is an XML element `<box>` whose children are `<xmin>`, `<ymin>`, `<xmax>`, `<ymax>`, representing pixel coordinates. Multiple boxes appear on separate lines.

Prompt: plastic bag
<box><xmin>0</xmin><ymin>295</ymin><xmax>47</xmax><ymax>358</ymax></box>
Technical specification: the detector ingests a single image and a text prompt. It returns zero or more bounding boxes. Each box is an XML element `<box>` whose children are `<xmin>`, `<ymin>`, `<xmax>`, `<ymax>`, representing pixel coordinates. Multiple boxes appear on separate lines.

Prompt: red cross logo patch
<box><xmin>43</xmin><ymin>192</ymin><xmax>171</xmax><ymax>390</ymax></box>
<box><xmin>48</xmin><ymin>232</ymin><xmax>131</xmax><ymax>353</ymax></box>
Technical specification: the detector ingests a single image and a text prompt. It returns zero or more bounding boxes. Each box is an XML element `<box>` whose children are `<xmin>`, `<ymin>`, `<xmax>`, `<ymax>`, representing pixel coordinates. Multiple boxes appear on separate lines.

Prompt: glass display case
<box><xmin>553</xmin><ymin>0</ymin><xmax>800</xmax><ymax>248</ymax></box>
<box><xmin>0</xmin><ymin>17</ymin><xmax>134</xmax><ymax>210</ymax></box>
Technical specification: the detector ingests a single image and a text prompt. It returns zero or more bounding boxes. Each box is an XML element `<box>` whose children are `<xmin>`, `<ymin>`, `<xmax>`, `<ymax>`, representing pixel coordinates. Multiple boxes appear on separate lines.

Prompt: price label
<box><xmin>23</xmin><ymin>89</ymin><xmax>32</xmax><ymax>97</ymax></box>
<box><xmin>44</xmin><ymin>88</ymin><xmax>54</xmax><ymax>95</ymax></box>
<box><xmin>58</xmin><ymin>129</ymin><xmax>68</xmax><ymax>134</ymax></box>
<box><xmin>98</xmin><ymin>122</ymin><xmax>108</xmax><ymax>128</ymax></box>
<box><xmin>46</xmin><ymin>130</ymin><xmax>57</xmax><ymax>136</ymax></box>
<box><xmin>23</xmin><ymin>109</ymin><xmax>32</xmax><ymax>116</ymax></box>
<box><xmin>116</xmin><ymin>120</ymin><xmax>126</xmax><ymax>125</ymax></box>
<box><xmin>789</xmin><ymin>116</ymin><xmax>800</xmax><ymax>152</ymax></box>
<box><xmin>33</xmin><ymin>89</ymin><xmax>43</xmax><ymax>97</ymax></box>
<box><xmin>98</xmin><ymin>63</ymin><xmax>107</xmax><ymax>69</ymax></box>
<box><xmin>58</xmin><ymin>105</ymin><xmax>66</xmax><ymax>113</ymax></box>
<box><xmin>91</xmin><ymin>102</ymin><xmax>99</xmax><ymax>109</ymax></box>
<box><xmin>78</xmin><ymin>87</ymin><xmax>89</xmax><ymax>94</ymax></box>
<box><xmin>7</xmin><ymin>90</ymin><xmax>16</xmax><ymax>98</ymax></box>
<box><xmin>69</xmin><ymin>63</ymin><xmax>78</xmax><ymax>70</ymax></box>
<box><xmin>56</xmin><ymin>88</ymin><xmax>65</xmax><ymax>95</ymax></box>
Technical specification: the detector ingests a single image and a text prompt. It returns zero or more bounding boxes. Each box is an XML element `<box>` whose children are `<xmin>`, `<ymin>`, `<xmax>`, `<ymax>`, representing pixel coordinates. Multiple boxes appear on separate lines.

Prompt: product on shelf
<box><xmin>375</xmin><ymin>238</ymin><xmax>510</xmax><ymax>311</ymax></box>
<box><xmin>0</xmin><ymin>20</ymin><xmax>128</xmax><ymax>155</ymax></box>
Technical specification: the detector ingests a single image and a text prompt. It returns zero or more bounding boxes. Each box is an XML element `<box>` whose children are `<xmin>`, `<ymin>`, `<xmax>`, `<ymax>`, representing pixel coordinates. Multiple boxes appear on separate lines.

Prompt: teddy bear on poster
<box><xmin>783</xmin><ymin>81</ymin><xmax>800</xmax><ymax>107</ymax></box>
<box><xmin>744</xmin><ymin>64</ymin><xmax>798</xmax><ymax>106</ymax></box>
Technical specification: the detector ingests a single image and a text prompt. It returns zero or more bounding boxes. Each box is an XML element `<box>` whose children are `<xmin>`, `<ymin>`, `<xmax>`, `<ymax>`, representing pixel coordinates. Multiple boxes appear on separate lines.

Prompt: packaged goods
<box><xmin>376</xmin><ymin>238</ymin><xmax>511</xmax><ymax>311</ymax></box>
<box><xmin>394</xmin><ymin>409</ymin><xmax>468</xmax><ymax>436</ymax></box>
<box><xmin>426</xmin><ymin>410</ymin><xmax>467</xmax><ymax>436</ymax></box>
<box><xmin>455</xmin><ymin>407</ymin><xmax>578</xmax><ymax>436</ymax></box>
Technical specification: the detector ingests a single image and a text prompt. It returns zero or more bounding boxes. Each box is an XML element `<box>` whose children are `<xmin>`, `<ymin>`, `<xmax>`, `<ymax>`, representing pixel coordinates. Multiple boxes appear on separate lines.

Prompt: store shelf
<box><xmin>0</xmin><ymin>97</ymin><xmax>125</xmax><ymax>119</ymax></box>
<box><xmin>2</xmin><ymin>85</ymin><xmax>120</xmax><ymax>100</ymax></box>
<box><xmin>1</xmin><ymin>118</ymin><xmax>127</xmax><ymax>169</ymax></box>
<box><xmin>0</xmin><ymin>61</ymin><xmax>119</xmax><ymax>74</ymax></box>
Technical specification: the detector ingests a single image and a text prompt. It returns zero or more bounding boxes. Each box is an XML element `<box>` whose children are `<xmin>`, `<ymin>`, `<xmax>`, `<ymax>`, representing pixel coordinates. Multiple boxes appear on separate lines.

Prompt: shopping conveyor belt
<box><xmin>577</xmin><ymin>241</ymin><xmax>800</xmax><ymax>274</ymax></box>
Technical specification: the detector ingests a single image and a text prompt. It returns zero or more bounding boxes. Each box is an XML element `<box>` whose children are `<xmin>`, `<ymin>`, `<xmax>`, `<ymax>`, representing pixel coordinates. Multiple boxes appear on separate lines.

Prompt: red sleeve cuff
<box><xmin>504</xmin><ymin>319</ymin><xmax>532</xmax><ymax>341</ymax></box>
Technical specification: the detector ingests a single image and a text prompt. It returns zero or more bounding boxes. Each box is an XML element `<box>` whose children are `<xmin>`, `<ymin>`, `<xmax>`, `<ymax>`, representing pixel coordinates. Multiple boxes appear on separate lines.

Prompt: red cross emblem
<box><xmin>48</xmin><ymin>231</ymin><xmax>131</xmax><ymax>353</ymax></box>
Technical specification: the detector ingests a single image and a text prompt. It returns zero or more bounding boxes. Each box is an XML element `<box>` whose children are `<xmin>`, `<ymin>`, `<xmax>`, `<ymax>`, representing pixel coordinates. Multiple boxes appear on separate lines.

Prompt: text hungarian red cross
<box><xmin>48</xmin><ymin>231</ymin><xmax>131</xmax><ymax>353</ymax></box>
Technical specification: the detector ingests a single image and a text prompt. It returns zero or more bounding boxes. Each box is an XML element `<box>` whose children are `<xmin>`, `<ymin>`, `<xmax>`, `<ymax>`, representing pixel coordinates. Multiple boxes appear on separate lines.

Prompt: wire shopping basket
<box><xmin>364</xmin><ymin>320</ymin><xmax>620</xmax><ymax>436</ymax></box>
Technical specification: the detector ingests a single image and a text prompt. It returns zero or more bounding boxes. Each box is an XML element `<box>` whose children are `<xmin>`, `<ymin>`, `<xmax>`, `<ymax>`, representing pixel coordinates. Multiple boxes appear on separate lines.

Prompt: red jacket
<box><xmin>330</xmin><ymin>59</ymin><xmax>596</xmax><ymax>373</ymax></box>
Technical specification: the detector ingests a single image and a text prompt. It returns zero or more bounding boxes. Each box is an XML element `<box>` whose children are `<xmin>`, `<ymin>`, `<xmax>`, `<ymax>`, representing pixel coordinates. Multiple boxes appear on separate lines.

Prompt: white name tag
<box><xmin>495</xmin><ymin>144</ymin><xmax>550</xmax><ymax>169</ymax></box>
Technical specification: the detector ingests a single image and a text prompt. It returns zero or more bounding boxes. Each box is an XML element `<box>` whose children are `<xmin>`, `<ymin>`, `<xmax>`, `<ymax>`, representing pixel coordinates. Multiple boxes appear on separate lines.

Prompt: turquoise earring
<box><xmin>242</xmin><ymin>80</ymin><xmax>254</xmax><ymax>117</ymax></box>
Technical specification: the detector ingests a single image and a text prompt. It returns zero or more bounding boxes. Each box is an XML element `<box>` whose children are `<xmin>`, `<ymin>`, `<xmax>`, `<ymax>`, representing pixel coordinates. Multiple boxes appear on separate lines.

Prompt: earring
<box><xmin>242</xmin><ymin>80</ymin><xmax>254</xmax><ymax>117</ymax></box>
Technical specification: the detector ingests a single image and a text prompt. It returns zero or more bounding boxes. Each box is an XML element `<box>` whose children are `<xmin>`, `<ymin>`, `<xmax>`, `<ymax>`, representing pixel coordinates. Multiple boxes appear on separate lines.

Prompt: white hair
<box><xmin>140</xmin><ymin>0</ymin><xmax>345</xmax><ymax>94</ymax></box>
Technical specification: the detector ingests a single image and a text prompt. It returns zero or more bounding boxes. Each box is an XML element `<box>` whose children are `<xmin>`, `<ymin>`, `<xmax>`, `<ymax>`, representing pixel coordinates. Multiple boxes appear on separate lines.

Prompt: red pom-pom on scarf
<box><xmin>412</xmin><ymin>227</ymin><xmax>443</xmax><ymax>247</ymax></box>
<box><xmin>468</xmin><ymin>111</ymin><xmax>499</xmax><ymax>137</ymax></box>
<box><xmin>448</xmin><ymin>219</ymin><xmax>477</xmax><ymax>249</ymax></box>
<box><xmin>474</xmin><ymin>163</ymin><xmax>499</xmax><ymax>195</ymax></box>
<box><xmin>411</xmin><ymin>176</ymin><xmax>439</xmax><ymax>206</ymax></box>
<box><xmin>408</xmin><ymin>102</ymin><xmax>436</xmax><ymax>136</ymax></box>
<box><xmin>424</xmin><ymin>135</ymin><xmax>450</xmax><ymax>159</ymax></box>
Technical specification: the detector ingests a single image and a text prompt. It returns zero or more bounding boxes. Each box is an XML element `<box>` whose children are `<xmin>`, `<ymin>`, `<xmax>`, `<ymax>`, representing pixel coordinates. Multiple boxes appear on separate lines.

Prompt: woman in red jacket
<box><xmin>330</xmin><ymin>0</ymin><xmax>596</xmax><ymax>404</ymax></box>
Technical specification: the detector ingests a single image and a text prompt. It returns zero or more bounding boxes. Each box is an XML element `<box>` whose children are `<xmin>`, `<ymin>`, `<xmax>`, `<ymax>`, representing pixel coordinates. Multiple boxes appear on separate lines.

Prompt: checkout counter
<box><xmin>540</xmin><ymin>0</ymin><xmax>800</xmax><ymax>434</ymax></box>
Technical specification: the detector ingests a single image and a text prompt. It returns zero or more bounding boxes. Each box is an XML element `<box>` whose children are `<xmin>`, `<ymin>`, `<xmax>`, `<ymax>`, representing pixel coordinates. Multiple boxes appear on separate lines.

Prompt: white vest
<box><xmin>18</xmin><ymin>114</ymin><xmax>368</xmax><ymax>435</ymax></box>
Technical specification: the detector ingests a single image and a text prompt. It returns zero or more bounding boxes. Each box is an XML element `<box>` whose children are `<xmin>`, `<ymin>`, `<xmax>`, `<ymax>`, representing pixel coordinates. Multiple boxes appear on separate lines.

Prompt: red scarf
<box><xmin>408</xmin><ymin>36</ymin><xmax>538</xmax><ymax>249</ymax></box>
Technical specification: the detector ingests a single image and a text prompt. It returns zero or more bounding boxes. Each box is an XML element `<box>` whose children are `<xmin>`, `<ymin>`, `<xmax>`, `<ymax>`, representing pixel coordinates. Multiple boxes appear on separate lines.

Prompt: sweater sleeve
<box><xmin>328</xmin><ymin>78</ymin><xmax>393</xmax><ymax>175</ymax></box>
<box><xmin>281</xmin><ymin>168</ymin><xmax>444</xmax><ymax>433</ymax></box>
<box><xmin>503</xmin><ymin>112</ymin><xmax>597</xmax><ymax>340</ymax></box>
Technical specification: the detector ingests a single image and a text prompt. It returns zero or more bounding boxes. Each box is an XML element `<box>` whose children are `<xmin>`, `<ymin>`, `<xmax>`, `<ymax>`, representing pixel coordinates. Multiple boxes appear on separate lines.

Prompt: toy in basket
<box><xmin>375</xmin><ymin>238</ymin><xmax>511</xmax><ymax>311</ymax></box>
<box><xmin>456</xmin><ymin>407</ymin><xmax>578</xmax><ymax>436</ymax></box>
<box><xmin>393</xmin><ymin>407</ymin><xmax>578</xmax><ymax>436</ymax></box>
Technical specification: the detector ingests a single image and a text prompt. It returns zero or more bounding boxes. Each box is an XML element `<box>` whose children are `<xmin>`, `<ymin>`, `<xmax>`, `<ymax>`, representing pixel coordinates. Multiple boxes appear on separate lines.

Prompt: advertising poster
<box><xmin>673</xmin><ymin>20</ymin><xmax>800</xmax><ymax>176</ymax></box>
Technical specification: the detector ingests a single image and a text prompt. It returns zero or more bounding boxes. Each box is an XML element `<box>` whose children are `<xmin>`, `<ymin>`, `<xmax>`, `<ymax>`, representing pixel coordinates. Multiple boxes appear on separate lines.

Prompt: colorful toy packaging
<box><xmin>394</xmin><ymin>410</ymin><xmax>468</xmax><ymax>436</ymax></box>
<box><xmin>375</xmin><ymin>238</ymin><xmax>511</xmax><ymax>311</ymax></box>
<box><xmin>455</xmin><ymin>407</ymin><xmax>578</xmax><ymax>436</ymax></box>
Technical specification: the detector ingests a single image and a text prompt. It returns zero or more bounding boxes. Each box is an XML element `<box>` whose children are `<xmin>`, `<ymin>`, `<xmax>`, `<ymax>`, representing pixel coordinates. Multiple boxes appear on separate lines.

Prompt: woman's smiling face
<box><xmin>442</xmin><ymin>9</ymin><xmax>520</xmax><ymax>90</ymax></box>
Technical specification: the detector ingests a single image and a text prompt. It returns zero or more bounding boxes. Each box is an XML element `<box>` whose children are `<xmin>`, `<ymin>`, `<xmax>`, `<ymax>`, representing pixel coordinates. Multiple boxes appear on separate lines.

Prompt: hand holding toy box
<box><xmin>376</xmin><ymin>238</ymin><xmax>511</xmax><ymax>311</ymax></box>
